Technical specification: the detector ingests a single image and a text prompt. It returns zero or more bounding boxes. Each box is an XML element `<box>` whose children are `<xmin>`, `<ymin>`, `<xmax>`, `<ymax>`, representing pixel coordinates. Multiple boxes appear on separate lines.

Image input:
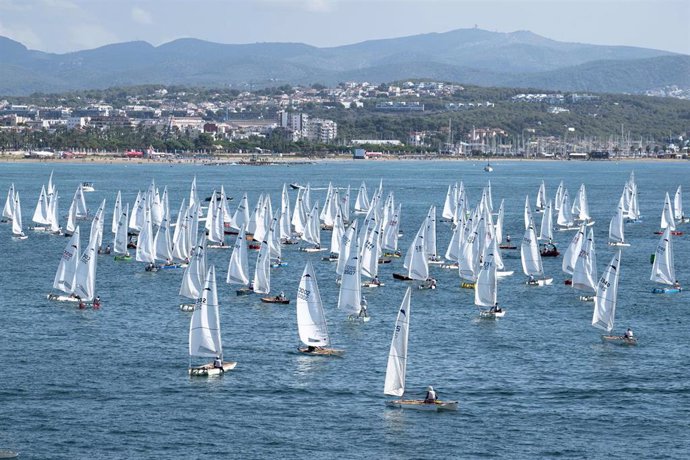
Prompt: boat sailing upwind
<box><xmin>650</xmin><ymin>226</ymin><xmax>681</xmax><ymax>294</ymax></box>
<box><xmin>592</xmin><ymin>250</ymin><xmax>636</xmax><ymax>345</ymax></box>
<box><xmin>384</xmin><ymin>287</ymin><xmax>458</xmax><ymax>411</ymax></box>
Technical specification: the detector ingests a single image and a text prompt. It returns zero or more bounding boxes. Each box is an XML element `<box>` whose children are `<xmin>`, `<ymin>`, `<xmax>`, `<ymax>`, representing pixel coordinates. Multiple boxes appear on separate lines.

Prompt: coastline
<box><xmin>0</xmin><ymin>151</ymin><xmax>685</xmax><ymax>165</ymax></box>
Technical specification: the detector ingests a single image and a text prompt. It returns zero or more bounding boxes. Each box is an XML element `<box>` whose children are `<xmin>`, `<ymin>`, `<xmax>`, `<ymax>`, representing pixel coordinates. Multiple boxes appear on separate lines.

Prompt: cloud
<box><xmin>303</xmin><ymin>0</ymin><xmax>334</xmax><ymax>12</ymax></box>
<box><xmin>0</xmin><ymin>20</ymin><xmax>44</xmax><ymax>49</ymax></box>
<box><xmin>67</xmin><ymin>23</ymin><xmax>120</xmax><ymax>50</ymax></box>
<box><xmin>131</xmin><ymin>6</ymin><xmax>153</xmax><ymax>25</ymax></box>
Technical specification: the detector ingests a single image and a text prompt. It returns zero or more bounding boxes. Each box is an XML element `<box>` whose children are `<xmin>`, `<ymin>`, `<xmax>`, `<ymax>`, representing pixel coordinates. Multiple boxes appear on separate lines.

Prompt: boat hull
<box><xmin>651</xmin><ymin>287</ymin><xmax>682</xmax><ymax>294</ymax></box>
<box><xmin>608</xmin><ymin>242</ymin><xmax>631</xmax><ymax>247</ymax></box>
<box><xmin>362</xmin><ymin>282</ymin><xmax>385</xmax><ymax>288</ymax></box>
<box><xmin>479</xmin><ymin>309</ymin><xmax>506</xmax><ymax>319</ymax></box>
<box><xmin>386</xmin><ymin>399</ymin><xmax>458</xmax><ymax>411</ymax></box>
<box><xmin>260</xmin><ymin>297</ymin><xmax>290</xmax><ymax>304</ymax></box>
<box><xmin>527</xmin><ymin>277</ymin><xmax>553</xmax><ymax>286</ymax></box>
<box><xmin>179</xmin><ymin>303</ymin><xmax>196</xmax><ymax>312</ymax></box>
<box><xmin>602</xmin><ymin>335</ymin><xmax>637</xmax><ymax>346</ymax></box>
<box><xmin>47</xmin><ymin>294</ymin><xmax>79</xmax><ymax>302</ymax></box>
<box><xmin>189</xmin><ymin>361</ymin><xmax>237</xmax><ymax>376</ymax></box>
<box><xmin>298</xmin><ymin>346</ymin><xmax>344</xmax><ymax>357</ymax></box>
<box><xmin>392</xmin><ymin>273</ymin><xmax>413</xmax><ymax>281</ymax></box>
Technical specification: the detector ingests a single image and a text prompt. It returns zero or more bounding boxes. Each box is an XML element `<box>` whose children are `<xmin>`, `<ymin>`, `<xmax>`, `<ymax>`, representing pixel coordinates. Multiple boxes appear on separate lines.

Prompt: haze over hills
<box><xmin>0</xmin><ymin>28</ymin><xmax>688</xmax><ymax>96</ymax></box>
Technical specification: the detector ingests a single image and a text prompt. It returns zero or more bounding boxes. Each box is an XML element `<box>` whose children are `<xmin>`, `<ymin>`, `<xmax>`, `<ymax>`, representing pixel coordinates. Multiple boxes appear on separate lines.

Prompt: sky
<box><xmin>0</xmin><ymin>0</ymin><xmax>688</xmax><ymax>55</ymax></box>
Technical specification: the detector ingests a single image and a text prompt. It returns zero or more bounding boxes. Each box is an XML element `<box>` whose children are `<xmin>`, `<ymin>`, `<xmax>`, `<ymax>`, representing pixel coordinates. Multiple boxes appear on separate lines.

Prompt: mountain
<box><xmin>0</xmin><ymin>29</ymin><xmax>686</xmax><ymax>96</ymax></box>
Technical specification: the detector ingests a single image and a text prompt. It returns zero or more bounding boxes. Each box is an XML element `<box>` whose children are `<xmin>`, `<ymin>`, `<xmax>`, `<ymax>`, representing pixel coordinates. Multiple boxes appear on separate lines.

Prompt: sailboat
<box><xmin>384</xmin><ymin>287</ymin><xmax>458</xmax><ymax>411</ymax></box>
<box><xmin>393</xmin><ymin>217</ymin><xmax>430</xmax><ymax>285</ymax></box>
<box><xmin>296</xmin><ymin>262</ymin><xmax>343</xmax><ymax>356</ymax></box>
<box><xmin>188</xmin><ymin>266</ymin><xmax>237</xmax><ymax>376</ymax></box>
<box><xmin>483</xmin><ymin>160</ymin><xmax>493</xmax><ymax>172</ymax></box>
<box><xmin>2</xmin><ymin>183</ymin><xmax>15</xmax><ymax>222</ymax></box>
<box><xmin>650</xmin><ymin>227</ymin><xmax>681</xmax><ymax>294</ymax></box>
<box><xmin>47</xmin><ymin>226</ymin><xmax>81</xmax><ymax>302</ymax></box>
<box><xmin>674</xmin><ymin>186</ymin><xmax>687</xmax><ymax>224</ymax></box>
<box><xmin>337</xmin><ymin>237</ymin><xmax>369</xmax><ymax>321</ymax></box>
<box><xmin>608</xmin><ymin>195</ymin><xmax>630</xmax><ymax>247</ymax></box>
<box><xmin>11</xmin><ymin>192</ymin><xmax>27</xmax><ymax>240</ymax></box>
<box><xmin>475</xmin><ymin>249</ymin><xmax>505</xmax><ymax>319</ymax></box>
<box><xmin>592</xmin><ymin>250</ymin><xmax>636</xmax><ymax>345</ymax></box>
<box><xmin>657</xmin><ymin>192</ymin><xmax>682</xmax><ymax>235</ymax></box>
<box><xmin>572</xmin><ymin>228</ymin><xmax>597</xmax><ymax>301</ymax></box>
<box><xmin>521</xmin><ymin>217</ymin><xmax>552</xmax><ymax>286</ymax></box>
<box><xmin>535</xmin><ymin>180</ymin><xmax>546</xmax><ymax>213</ymax></box>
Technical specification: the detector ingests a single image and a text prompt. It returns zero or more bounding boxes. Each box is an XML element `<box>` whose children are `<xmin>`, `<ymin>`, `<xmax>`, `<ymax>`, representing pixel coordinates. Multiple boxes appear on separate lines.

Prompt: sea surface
<box><xmin>1</xmin><ymin>160</ymin><xmax>689</xmax><ymax>459</ymax></box>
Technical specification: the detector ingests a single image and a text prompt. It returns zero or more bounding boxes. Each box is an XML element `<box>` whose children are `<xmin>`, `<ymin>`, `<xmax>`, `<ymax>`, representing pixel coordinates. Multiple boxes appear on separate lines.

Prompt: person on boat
<box><xmin>506</xmin><ymin>235</ymin><xmax>511</xmax><ymax>243</ymax></box>
<box><xmin>104</xmin><ymin>244</ymin><xmax>111</xmax><ymax>255</ymax></box>
<box><xmin>674</xmin><ymin>280</ymin><xmax>681</xmax><ymax>289</ymax></box>
<box><xmin>372</xmin><ymin>275</ymin><xmax>381</xmax><ymax>286</ymax></box>
<box><xmin>425</xmin><ymin>278</ymin><xmax>437</xmax><ymax>289</ymax></box>
<box><xmin>92</xmin><ymin>296</ymin><xmax>101</xmax><ymax>309</ymax></box>
<box><xmin>424</xmin><ymin>386</ymin><xmax>438</xmax><ymax>404</ymax></box>
<box><xmin>78</xmin><ymin>298</ymin><xmax>86</xmax><ymax>310</ymax></box>
<box><xmin>213</xmin><ymin>356</ymin><xmax>223</xmax><ymax>369</ymax></box>
<box><xmin>146</xmin><ymin>262</ymin><xmax>156</xmax><ymax>272</ymax></box>
<box><xmin>490</xmin><ymin>303</ymin><xmax>502</xmax><ymax>313</ymax></box>
<box><xmin>275</xmin><ymin>291</ymin><xmax>286</xmax><ymax>301</ymax></box>
<box><xmin>528</xmin><ymin>274</ymin><xmax>536</xmax><ymax>285</ymax></box>
<box><xmin>624</xmin><ymin>328</ymin><xmax>634</xmax><ymax>340</ymax></box>
<box><xmin>359</xmin><ymin>296</ymin><xmax>369</xmax><ymax>319</ymax></box>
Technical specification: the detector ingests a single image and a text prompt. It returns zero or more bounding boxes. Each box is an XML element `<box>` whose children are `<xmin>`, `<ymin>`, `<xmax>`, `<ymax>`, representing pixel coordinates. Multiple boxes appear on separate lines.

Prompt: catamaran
<box><xmin>296</xmin><ymin>262</ymin><xmax>343</xmax><ymax>356</ymax></box>
<box><xmin>188</xmin><ymin>265</ymin><xmax>237</xmax><ymax>376</ymax></box>
<box><xmin>384</xmin><ymin>287</ymin><xmax>458</xmax><ymax>411</ymax></box>
<box><xmin>592</xmin><ymin>250</ymin><xmax>636</xmax><ymax>345</ymax></box>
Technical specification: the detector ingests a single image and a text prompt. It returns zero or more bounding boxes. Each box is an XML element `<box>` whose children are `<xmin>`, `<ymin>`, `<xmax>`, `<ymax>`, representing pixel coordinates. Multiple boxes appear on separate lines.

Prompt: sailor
<box><xmin>78</xmin><ymin>298</ymin><xmax>86</xmax><ymax>310</ymax></box>
<box><xmin>424</xmin><ymin>386</ymin><xmax>437</xmax><ymax>403</ymax></box>
<box><xmin>372</xmin><ymin>275</ymin><xmax>381</xmax><ymax>286</ymax></box>
<box><xmin>490</xmin><ymin>303</ymin><xmax>501</xmax><ymax>313</ymax></box>
<box><xmin>104</xmin><ymin>244</ymin><xmax>111</xmax><ymax>254</ymax></box>
<box><xmin>528</xmin><ymin>274</ymin><xmax>535</xmax><ymax>284</ymax></box>
<box><xmin>430</xmin><ymin>278</ymin><xmax>437</xmax><ymax>289</ymax></box>
<box><xmin>213</xmin><ymin>356</ymin><xmax>223</xmax><ymax>368</ymax></box>
<box><xmin>624</xmin><ymin>328</ymin><xmax>634</xmax><ymax>339</ymax></box>
<box><xmin>279</xmin><ymin>291</ymin><xmax>285</xmax><ymax>300</ymax></box>
<box><xmin>92</xmin><ymin>296</ymin><xmax>101</xmax><ymax>309</ymax></box>
<box><xmin>674</xmin><ymin>280</ymin><xmax>681</xmax><ymax>289</ymax></box>
<box><xmin>506</xmin><ymin>235</ymin><xmax>511</xmax><ymax>243</ymax></box>
<box><xmin>359</xmin><ymin>296</ymin><xmax>369</xmax><ymax>318</ymax></box>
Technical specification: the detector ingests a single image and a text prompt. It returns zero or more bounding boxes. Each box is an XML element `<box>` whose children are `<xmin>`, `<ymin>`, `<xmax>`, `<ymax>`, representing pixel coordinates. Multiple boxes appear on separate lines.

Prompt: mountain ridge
<box><xmin>0</xmin><ymin>28</ymin><xmax>686</xmax><ymax>96</ymax></box>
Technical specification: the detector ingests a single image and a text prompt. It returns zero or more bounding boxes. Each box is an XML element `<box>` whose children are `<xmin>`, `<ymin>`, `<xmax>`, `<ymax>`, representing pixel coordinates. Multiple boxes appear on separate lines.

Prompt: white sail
<box><xmin>536</xmin><ymin>180</ymin><xmax>546</xmax><ymax>211</ymax></box>
<box><xmin>361</xmin><ymin>221</ymin><xmax>380</xmax><ymax>279</ymax></box>
<box><xmin>554</xmin><ymin>181</ymin><xmax>564</xmax><ymax>211</ymax></box>
<box><xmin>576</xmin><ymin>184</ymin><xmax>591</xmax><ymax>221</ymax></box>
<box><xmin>73</xmin><ymin>227</ymin><xmax>98</xmax><ymax>301</ymax></box>
<box><xmin>442</xmin><ymin>184</ymin><xmax>456</xmax><ymax>220</ymax></box>
<box><xmin>627</xmin><ymin>182</ymin><xmax>640</xmax><ymax>221</ymax></box>
<box><xmin>592</xmin><ymin>250</ymin><xmax>622</xmax><ymax>332</ymax></box>
<box><xmin>330</xmin><ymin>211</ymin><xmax>345</xmax><ymax>256</ymax></box>
<box><xmin>572</xmin><ymin>228</ymin><xmax>597</xmax><ymax>294</ymax></box>
<box><xmin>495</xmin><ymin>199</ymin><xmax>504</xmax><ymax>243</ymax></box>
<box><xmin>280</xmin><ymin>184</ymin><xmax>292</xmax><ymax>239</ymax></box>
<box><xmin>32</xmin><ymin>185</ymin><xmax>51</xmax><ymax>225</ymax></box>
<box><xmin>208</xmin><ymin>198</ymin><xmax>225</xmax><ymax>245</ymax></box>
<box><xmin>73</xmin><ymin>183</ymin><xmax>88</xmax><ymax>218</ymax></box>
<box><xmin>336</xmin><ymin>220</ymin><xmax>358</xmax><ymax>276</ymax></box>
<box><xmin>459</xmin><ymin>216</ymin><xmax>481</xmax><ymax>282</ymax></box>
<box><xmin>660</xmin><ymin>192</ymin><xmax>676</xmax><ymax>230</ymax></box>
<box><xmin>253</xmin><ymin>237</ymin><xmax>271</xmax><ymax>294</ymax></box>
<box><xmin>296</xmin><ymin>262</ymin><xmax>331</xmax><ymax>348</ymax></box>
<box><xmin>354</xmin><ymin>181</ymin><xmax>370</xmax><ymax>212</ymax></box>
<box><xmin>180</xmin><ymin>235</ymin><xmax>207</xmax><ymax>300</ymax></box>
<box><xmin>205</xmin><ymin>191</ymin><xmax>217</xmax><ymax>233</ymax></box>
<box><xmin>90</xmin><ymin>199</ymin><xmax>106</xmax><ymax>249</ymax></box>
<box><xmin>608</xmin><ymin>195</ymin><xmax>626</xmax><ymax>244</ymax></box>
<box><xmin>338</xmin><ymin>238</ymin><xmax>362</xmax><ymax>316</ymax></box>
<box><xmin>557</xmin><ymin>190</ymin><xmax>574</xmax><ymax>228</ymax></box>
<box><xmin>383</xmin><ymin>203</ymin><xmax>401</xmax><ymax>252</ymax></box>
<box><xmin>231</xmin><ymin>193</ymin><xmax>250</xmax><ymax>232</ymax></box>
<box><xmin>135</xmin><ymin>205</ymin><xmax>155</xmax><ymax>263</ymax></box>
<box><xmin>520</xmin><ymin>220</ymin><xmax>543</xmax><ymax>277</ymax></box>
<box><xmin>112</xmin><ymin>191</ymin><xmax>122</xmax><ymax>234</ymax></box>
<box><xmin>301</xmin><ymin>202</ymin><xmax>321</xmax><ymax>247</ymax></box>
<box><xmin>113</xmin><ymin>203</ymin><xmax>129</xmax><ymax>255</ymax></box>
<box><xmin>674</xmin><ymin>186</ymin><xmax>683</xmax><ymax>221</ymax></box>
<box><xmin>129</xmin><ymin>191</ymin><xmax>142</xmax><ymax>231</ymax></box>
<box><xmin>651</xmin><ymin>226</ymin><xmax>675</xmax><ymax>286</ymax></box>
<box><xmin>523</xmin><ymin>195</ymin><xmax>532</xmax><ymax>230</ymax></box>
<box><xmin>65</xmin><ymin>199</ymin><xmax>77</xmax><ymax>235</ymax></box>
<box><xmin>12</xmin><ymin>192</ymin><xmax>24</xmax><ymax>236</ymax></box>
<box><xmin>53</xmin><ymin>226</ymin><xmax>80</xmax><ymax>294</ymax></box>
<box><xmin>403</xmin><ymin>218</ymin><xmax>429</xmax><ymax>280</ymax></box>
<box><xmin>384</xmin><ymin>287</ymin><xmax>411</xmax><ymax>397</ymax></box>
<box><xmin>47</xmin><ymin>190</ymin><xmax>60</xmax><ymax>233</ymax></box>
<box><xmin>539</xmin><ymin>200</ymin><xmax>554</xmax><ymax>241</ymax></box>
<box><xmin>189</xmin><ymin>266</ymin><xmax>223</xmax><ymax>359</ymax></box>
<box><xmin>424</xmin><ymin>205</ymin><xmax>437</xmax><ymax>259</ymax></box>
<box><xmin>444</xmin><ymin>216</ymin><xmax>462</xmax><ymax>262</ymax></box>
<box><xmin>219</xmin><ymin>186</ymin><xmax>232</xmax><ymax>225</ymax></box>
<box><xmin>268</xmin><ymin>215</ymin><xmax>281</xmax><ymax>260</ymax></box>
<box><xmin>2</xmin><ymin>183</ymin><xmax>15</xmax><ymax>220</ymax></box>
<box><xmin>154</xmin><ymin>215</ymin><xmax>173</xmax><ymax>262</ymax></box>
<box><xmin>291</xmin><ymin>188</ymin><xmax>306</xmax><ymax>235</ymax></box>
<box><xmin>226</xmin><ymin>227</ymin><xmax>250</xmax><ymax>286</ymax></box>
<box><xmin>188</xmin><ymin>176</ymin><xmax>199</xmax><ymax>209</ymax></box>
<box><xmin>47</xmin><ymin>170</ymin><xmax>55</xmax><ymax>197</ymax></box>
<box><xmin>562</xmin><ymin>222</ymin><xmax>586</xmax><ymax>275</ymax></box>
<box><xmin>475</xmin><ymin>250</ymin><xmax>497</xmax><ymax>307</ymax></box>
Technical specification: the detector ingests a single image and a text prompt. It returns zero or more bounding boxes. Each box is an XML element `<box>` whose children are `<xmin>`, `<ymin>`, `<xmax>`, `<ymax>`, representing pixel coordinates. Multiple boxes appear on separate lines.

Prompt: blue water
<box><xmin>1</xmin><ymin>160</ymin><xmax>689</xmax><ymax>459</ymax></box>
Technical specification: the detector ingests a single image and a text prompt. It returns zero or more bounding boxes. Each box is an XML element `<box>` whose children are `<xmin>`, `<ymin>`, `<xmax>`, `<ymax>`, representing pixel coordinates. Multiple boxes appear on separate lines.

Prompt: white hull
<box><xmin>207</xmin><ymin>244</ymin><xmax>231</xmax><ymax>249</ymax></box>
<box><xmin>440</xmin><ymin>263</ymin><xmax>459</xmax><ymax>269</ymax></box>
<box><xmin>428</xmin><ymin>259</ymin><xmax>444</xmax><ymax>265</ymax></box>
<box><xmin>362</xmin><ymin>282</ymin><xmax>385</xmax><ymax>288</ymax></box>
<box><xmin>12</xmin><ymin>234</ymin><xmax>28</xmax><ymax>240</ymax></box>
<box><xmin>179</xmin><ymin>303</ymin><xmax>196</xmax><ymax>312</ymax></box>
<box><xmin>527</xmin><ymin>277</ymin><xmax>553</xmax><ymax>286</ymax></box>
<box><xmin>189</xmin><ymin>361</ymin><xmax>237</xmax><ymax>376</ymax></box>
<box><xmin>579</xmin><ymin>295</ymin><xmax>594</xmax><ymax>302</ymax></box>
<box><xmin>497</xmin><ymin>270</ymin><xmax>514</xmax><ymax>278</ymax></box>
<box><xmin>298</xmin><ymin>346</ymin><xmax>344</xmax><ymax>357</ymax></box>
<box><xmin>47</xmin><ymin>294</ymin><xmax>80</xmax><ymax>302</ymax></box>
<box><xmin>299</xmin><ymin>247</ymin><xmax>326</xmax><ymax>253</ymax></box>
<box><xmin>386</xmin><ymin>399</ymin><xmax>458</xmax><ymax>411</ymax></box>
<box><xmin>608</xmin><ymin>242</ymin><xmax>630</xmax><ymax>247</ymax></box>
<box><xmin>479</xmin><ymin>309</ymin><xmax>506</xmax><ymax>319</ymax></box>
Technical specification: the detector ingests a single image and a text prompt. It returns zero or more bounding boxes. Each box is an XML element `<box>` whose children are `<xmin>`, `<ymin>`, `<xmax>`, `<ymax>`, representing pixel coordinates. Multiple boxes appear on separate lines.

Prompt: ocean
<box><xmin>1</xmin><ymin>160</ymin><xmax>689</xmax><ymax>459</ymax></box>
